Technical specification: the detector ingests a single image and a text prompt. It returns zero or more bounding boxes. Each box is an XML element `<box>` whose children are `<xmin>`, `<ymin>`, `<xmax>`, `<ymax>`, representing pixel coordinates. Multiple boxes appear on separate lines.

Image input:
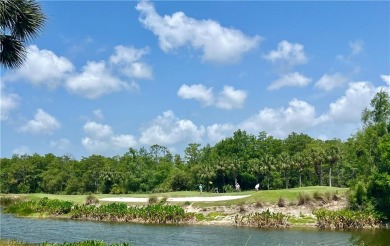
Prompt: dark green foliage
<box><xmin>1</xmin><ymin>0</ymin><xmax>46</xmax><ymax>69</ymax></box>
<box><xmin>366</xmin><ymin>173</ymin><xmax>390</xmax><ymax>219</ymax></box>
<box><xmin>3</xmin><ymin>197</ymin><xmax>73</xmax><ymax>216</ymax></box>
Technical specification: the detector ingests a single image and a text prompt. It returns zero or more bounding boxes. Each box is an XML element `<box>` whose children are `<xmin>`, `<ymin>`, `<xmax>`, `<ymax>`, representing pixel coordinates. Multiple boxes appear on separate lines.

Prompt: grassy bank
<box><xmin>1</xmin><ymin>186</ymin><xmax>348</xmax><ymax>206</ymax></box>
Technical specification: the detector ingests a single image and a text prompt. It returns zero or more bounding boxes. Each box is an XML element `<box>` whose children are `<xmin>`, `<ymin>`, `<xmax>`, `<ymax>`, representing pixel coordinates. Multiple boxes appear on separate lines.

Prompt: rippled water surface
<box><xmin>1</xmin><ymin>212</ymin><xmax>389</xmax><ymax>245</ymax></box>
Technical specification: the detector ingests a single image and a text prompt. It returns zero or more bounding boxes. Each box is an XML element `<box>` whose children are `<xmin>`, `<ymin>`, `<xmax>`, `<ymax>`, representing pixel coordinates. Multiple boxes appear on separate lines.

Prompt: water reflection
<box><xmin>0</xmin><ymin>212</ymin><xmax>388</xmax><ymax>245</ymax></box>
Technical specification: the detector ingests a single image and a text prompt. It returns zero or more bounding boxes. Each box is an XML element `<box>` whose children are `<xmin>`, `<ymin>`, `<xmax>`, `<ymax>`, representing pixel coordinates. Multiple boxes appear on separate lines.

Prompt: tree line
<box><xmin>1</xmin><ymin>91</ymin><xmax>389</xmax><ymax>217</ymax></box>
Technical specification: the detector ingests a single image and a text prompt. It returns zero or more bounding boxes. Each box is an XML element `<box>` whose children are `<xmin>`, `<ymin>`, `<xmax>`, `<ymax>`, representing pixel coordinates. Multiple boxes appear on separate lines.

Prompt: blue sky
<box><xmin>1</xmin><ymin>0</ymin><xmax>389</xmax><ymax>159</ymax></box>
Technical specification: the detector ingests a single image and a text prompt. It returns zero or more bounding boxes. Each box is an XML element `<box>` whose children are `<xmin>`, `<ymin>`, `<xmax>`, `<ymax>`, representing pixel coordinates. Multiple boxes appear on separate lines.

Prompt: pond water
<box><xmin>1</xmin><ymin>212</ymin><xmax>389</xmax><ymax>245</ymax></box>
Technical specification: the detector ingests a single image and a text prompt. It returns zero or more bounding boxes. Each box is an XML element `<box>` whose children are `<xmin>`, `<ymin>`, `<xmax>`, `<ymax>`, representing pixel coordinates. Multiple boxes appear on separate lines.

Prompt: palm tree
<box><xmin>248</xmin><ymin>158</ymin><xmax>262</xmax><ymax>184</ymax></box>
<box><xmin>277</xmin><ymin>152</ymin><xmax>291</xmax><ymax>189</ymax></box>
<box><xmin>260</xmin><ymin>154</ymin><xmax>274</xmax><ymax>190</ymax></box>
<box><xmin>292</xmin><ymin>152</ymin><xmax>308</xmax><ymax>188</ymax></box>
<box><xmin>1</xmin><ymin>0</ymin><xmax>46</xmax><ymax>69</ymax></box>
<box><xmin>325</xmin><ymin>141</ymin><xmax>342</xmax><ymax>187</ymax></box>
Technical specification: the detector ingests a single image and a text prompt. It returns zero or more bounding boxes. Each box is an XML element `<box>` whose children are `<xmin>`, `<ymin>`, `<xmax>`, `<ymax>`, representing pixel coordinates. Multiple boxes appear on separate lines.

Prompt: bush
<box><xmin>255</xmin><ymin>201</ymin><xmax>264</xmax><ymax>208</ymax></box>
<box><xmin>148</xmin><ymin>195</ymin><xmax>159</xmax><ymax>204</ymax></box>
<box><xmin>85</xmin><ymin>195</ymin><xmax>99</xmax><ymax>205</ymax></box>
<box><xmin>297</xmin><ymin>192</ymin><xmax>312</xmax><ymax>206</ymax></box>
<box><xmin>277</xmin><ymin>197</ymin><xmax>286</xmax><ymax>207</ymax></box>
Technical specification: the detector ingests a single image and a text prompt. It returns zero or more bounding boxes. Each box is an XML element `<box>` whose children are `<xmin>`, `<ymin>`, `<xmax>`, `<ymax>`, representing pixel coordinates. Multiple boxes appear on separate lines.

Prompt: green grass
<box><xmin>288</xmin><ymin>216</ymin><xmax>317</xmax><ymax>224</ymax></box>
<box><xmin>1</xmin><ymin>186</ymin><xmax>348</xmax><ymax>206</ymax></box>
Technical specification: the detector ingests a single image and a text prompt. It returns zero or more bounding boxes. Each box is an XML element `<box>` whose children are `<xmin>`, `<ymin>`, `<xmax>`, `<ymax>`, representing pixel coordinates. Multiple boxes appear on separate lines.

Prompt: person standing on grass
<box><xmin>199</xmin><ymin>184</ymin><xmax>203</xmax><ymax>194</ymax></box>
<box><xmin>255</xmin><ymin>183</ymin><xmax>260</xmax><ymax>191</ymax></box>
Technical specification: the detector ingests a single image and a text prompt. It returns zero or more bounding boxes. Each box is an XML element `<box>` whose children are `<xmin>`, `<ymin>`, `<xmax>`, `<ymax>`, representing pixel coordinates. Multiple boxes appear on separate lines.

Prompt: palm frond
<box><xmin>0</xmin><ymin>34</ymin><xmax>26</xmax><ymax>69</ymax></box>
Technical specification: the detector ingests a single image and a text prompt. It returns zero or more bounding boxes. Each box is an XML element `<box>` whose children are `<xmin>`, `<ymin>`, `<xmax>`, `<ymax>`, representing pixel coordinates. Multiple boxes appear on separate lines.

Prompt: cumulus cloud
<box><xmin>3</xmin><ymin>45</ymin><xmax>152</xmax><ymax>99</ymax></box>
<box><xmin>110</xmin><ymin>45</ymin><xmax>153</xmax><ymax>79</ymax></box>
<box><xmin>216</xmin><ymin>86</ymin><xmax>247</xmax><ymax>109</ymax></box>
<box><xmin>20</xmin><ymin>109</ymin><xmax>61</xmax><ymax>135</ymax></box>
<box><xmin>65</xmin><ymin>61</ymin><xmax>130</xmax><ymax>99</ymax></box>
<box><xmin>268</xmin><ymin>72</ymin><xmax>311</xmax><ymax>90</ymax></box>
<box><xmin>177</xmin><ymin>84</ymin><xmax>214</xmax><ymax>106</ymax></box>
<box><xmin>206</xmin><ymin>123</ymin><xmax>235</xmax><ymax>144</ymax></box>
<box><xmin>82</xmin><ymin>121</ymin><xmax>137</xmax><ymax>154</ymax></box>
<box><xmin>240</xmin><ymin>99</ymin><xmax>317</xmax><ymax>138</ymax></box>
<box><xmin>178</xmin><ymin>84</ymin><xmax>246</xmax><ymax>109</ymax></box>
<box><xmin>315</xmin><ymin>73</ymin><xmax>349</xmax><ymax>91</ymax></box>
<box><xmin>139</xmin><ymin>110</ymin><xmax>205</xmax><ymax>146</ymax></box>
<box><xmin>4</xmin><ymin>45</ymin><xmax>74</xmax><ymax>88</ymax></box>
<box><xmin>324</xmin><ymin>81</ymin><xmax>377</xmax><ymax>123</ymax></box>
<box><xmin>136</xmin><ymin>0</ymin><xmax>260</xmax><ymax>64</ymax></box>
<box><xmin>264</xmin><ymin>40</ymin><xmax>308</xmax><ymax>67</ymax></box>
<box><xmin>0</xmin><ymin>82</ymin><xmax>20</xmax><ymax>121</ymax></box>
<box><xmin>381</xmin><ymin>74</ymin><xmax>390</xmax><ymax>85</ymax></box>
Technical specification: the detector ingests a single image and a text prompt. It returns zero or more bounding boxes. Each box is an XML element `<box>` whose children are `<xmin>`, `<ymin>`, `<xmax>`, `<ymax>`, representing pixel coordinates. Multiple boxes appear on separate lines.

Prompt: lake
<box><xmin>1</xmin><ymin>212</ymin><xmax>389</xmax><ymax>245</ymax></box>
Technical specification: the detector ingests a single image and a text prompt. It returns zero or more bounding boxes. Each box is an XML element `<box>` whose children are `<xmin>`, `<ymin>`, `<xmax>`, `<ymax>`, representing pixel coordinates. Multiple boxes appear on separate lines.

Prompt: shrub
<box><xmin>85</xmin><ymin>195</ymin><xmax>99</xmax><ymax>205</ymax></box>
<box><xmin>297</xmin><ymin>192</ymin><xmax>312</xmax><ymax>206</ymax></box>
<box><xmin>255</xmin><ymin>201</ymin><xmax>264</xmax><ymax>208</ymax></box>
<box><xmin>160</xmin><ymin>197</ymin><xmax>168</xmax><ymax>204</ymax></box>
<box><xmin>278</xmin><ymin>197</ymin><xmax>286</xmax><ymax>207</ymax></box>
<box><xmin>148</xmin><ymin>195</ymin><xmax>159</xmax><ymax>205</ymax></box>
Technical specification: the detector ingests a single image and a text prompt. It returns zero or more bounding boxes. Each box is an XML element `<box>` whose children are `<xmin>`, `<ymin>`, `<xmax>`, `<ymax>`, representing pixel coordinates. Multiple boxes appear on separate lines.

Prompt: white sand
<box><xmin>99</xmin><ymin>195</ymin><xmax>250</xmax><ymax>203</ymax></box>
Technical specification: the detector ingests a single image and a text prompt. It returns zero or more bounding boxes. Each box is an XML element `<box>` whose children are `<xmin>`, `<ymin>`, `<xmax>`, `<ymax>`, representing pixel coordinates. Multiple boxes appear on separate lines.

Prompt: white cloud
<box><xmin>139</xmin><ymin>110</ymin><xmax>205</xmax><ymax>146</ymax></box>
<box><xmin>50</xmin><ymin>138</ymin><xmax>70</xmax><ymax>150</ymax></box>
<box><xmin>0</xmin><ymin>82</ymin><xmax>20</xmax><ymax>121</ymax></box>
<box><xmin>315</xmin><ymin>73</ymin><xmax>349</xmax><ymax>91</ymax></box>
<box><xmin>216</xmin><ymin>86</ymin><xmax>247</xmax><ymax>109</ymax></box>
<box><xmin>83</xmin><ymin>121</ymin><xmax>113</xmax><ymax>139</ymax></box>
<box><xmin>240</xmin><ymin>99</ymin><xmax>317</xmax><ymax>138</ymax></box>
<box><xmin>268</xmin><ymin>72</ymin><xmax>311</xmax><ymax>90</ymax></box>
<box><xmin>4</xmin><ymin>45</ymin><xmax>74</xmax><ymax>88</ymax></box>
<box><xmin>324</xmin><ymin>81</ymin><xmax>376</xmax><ymax>123</ymax></box>
<box><xmin>81</xmin><ymin>121</ymin><xmax>137</xmax><ymax>154</ymax></box>
<box><xmin>177</xmin><ymin>84</ymin><xmax>247</xmax><ymax>109</ymax></box>
<box><xmin>349</xmin><ymin>40</ymin><xmax>364</xmax><ymax>55</ymax></box>
<box><xmin>112</xmin><ymin>135</ymin><xmax>138</xmax><ymax>148</ymax></box>
<box><xmin>20</xmin><ymin>109</ymin><xmax>61</xmax><ymax>135</ymax></box>
<box><xmin>264</xmin><ymin>40</ymin><xmax>308</xmax><ymax>66</ymax></box>
<box><xmin>177</xmin><ymin>84</ymin><xmax>214</xmax><ymax>106</ymax></box>
<box><xmin>136</xmin><ymin>0</ymin><xmax>260</xmax><ymax>64</ymax></box>
<box><xmin>110</xmin><ymin>45</ymin><xmax>153</xmax><ymax>79</ymax></box>
<box><xmin>206</xmin><ymin>123</ymin><xmax>235</xmax><ymax>144</ymax></box>
<box><xmin>65</xmin><ymin>61</ymin><xmax>130</xmax><ymax>99</ymax></box>
<box><xmin>381</xmin><ymin>74</ymin><xmax>390</xmax><ymax>86</ymax></box>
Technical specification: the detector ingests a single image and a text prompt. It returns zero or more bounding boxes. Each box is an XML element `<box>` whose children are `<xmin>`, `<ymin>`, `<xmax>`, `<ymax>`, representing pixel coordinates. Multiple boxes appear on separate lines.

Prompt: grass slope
<box><xmin>2</xmin><ymin>186</ymin><xmax>348</xmax><ymax>206</ymax></box>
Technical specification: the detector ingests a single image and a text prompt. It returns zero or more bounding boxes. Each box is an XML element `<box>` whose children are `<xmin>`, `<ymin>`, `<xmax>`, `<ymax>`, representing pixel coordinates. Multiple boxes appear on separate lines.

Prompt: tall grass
<box><xmin>234</xmin><ymin>209</ymin><xmax>289</xmax><ymax>228</ymax></box>
<box><xmin>313</xmin><ymin>208</ymin><xmax>380</xmax><ymax>228</ymax></box>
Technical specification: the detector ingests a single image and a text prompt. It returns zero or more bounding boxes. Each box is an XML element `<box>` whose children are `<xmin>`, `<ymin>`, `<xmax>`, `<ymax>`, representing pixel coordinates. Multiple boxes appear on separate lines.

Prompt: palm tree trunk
<box><xmin>329</xmin><ymin>166</ymin><xmax>332</xmax><ymax>187</ymax></box>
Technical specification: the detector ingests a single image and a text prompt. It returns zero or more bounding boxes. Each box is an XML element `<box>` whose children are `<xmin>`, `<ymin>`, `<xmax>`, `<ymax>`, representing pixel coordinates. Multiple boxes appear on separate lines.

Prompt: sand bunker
<box><xmin>99</xmin><ymin>195</ymin><xmax>250</xmax><ymax>203</ymax></box>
